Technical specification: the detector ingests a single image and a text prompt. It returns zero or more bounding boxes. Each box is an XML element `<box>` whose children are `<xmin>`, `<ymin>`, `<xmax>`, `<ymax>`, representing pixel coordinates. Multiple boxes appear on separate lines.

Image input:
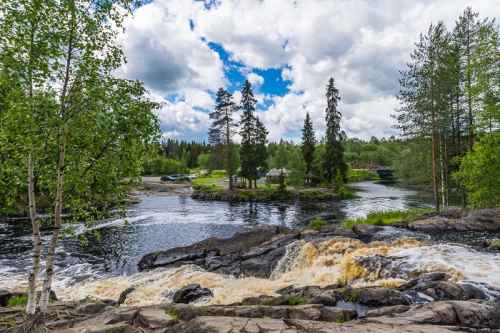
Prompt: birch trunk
<box><xmin>39</xmin><ymin>137</ymin><xmax>66</xmax><ymax>312</ymax></box>
<box><xmin>26</xmin><ymin>154</ymin><xmax>42</xmax><ymax>315</ymax></box>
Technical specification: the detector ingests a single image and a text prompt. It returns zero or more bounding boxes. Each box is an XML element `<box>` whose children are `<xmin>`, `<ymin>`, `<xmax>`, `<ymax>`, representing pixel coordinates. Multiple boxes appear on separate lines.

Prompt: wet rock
<box><xmin>352</xmin><ymin>224</ymin><xmax>384</xmax><ymax>241</ymax></box>
<box><xmin>355</xmin><ymin>287</ymin><xmax>410</xmax><ymax>307</ymax></box>
<box><xmin>408</xmin><ymin>208</ymin><xmax>500</xmax><ymax>233</ymax></box>
<box><xmin>173</xmin><ymin>284</ymin><xmax>213</xmax><ymax>304</ymax></box>
<box><xmin>138</xmin><ymin>225</ymin><xmax>359</xmax><ymax>278</ymax></box>
<box><xmin>365</xmin><ymin>304</ymin><xmax>410</xmax><ymax>318</ymax></box>
<box><xmin>117</xmin><ymin>287</ymin><xmax>135</xmax><ymax>305</ymax></box>
<box><xmin>353</xmin><ymin>254</ymin><xmax>413</xmax><ymax>280</ymax></box>
<box><xmin>409</xmin><ymin>281</ymin><xmax>488</xmax><ymax>301</ymax></box>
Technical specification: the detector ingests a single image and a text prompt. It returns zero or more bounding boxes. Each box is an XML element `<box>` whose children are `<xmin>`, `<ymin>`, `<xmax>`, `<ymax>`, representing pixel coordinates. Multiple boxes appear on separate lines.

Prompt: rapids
<box><xmin>57</xmin><ymin>237</ymin><xmax>500</xmax><ymax>306</ymax></box>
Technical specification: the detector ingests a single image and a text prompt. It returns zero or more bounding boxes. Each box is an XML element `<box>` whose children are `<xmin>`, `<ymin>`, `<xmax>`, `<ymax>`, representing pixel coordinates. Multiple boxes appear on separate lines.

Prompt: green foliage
<box><xmin>308</xmin><ymin>217</ymin><xmax>327</xmax><ymax>231</ymax></box>
<box><xmin>286</xmin><ymin>296</ymin><xmax>308</xmax><ymax>306</ymax></box>
<box><xmin>393</xmin><ymin>140</ymin><xmax>432</xmax><ymax>185</ymax></box>
<box><xmin>341</xmin><ymin>288</ymin><xmax>361</xmax><ymax>303</ymax></box>
<box><xmin>166</xmin><ymin>308</ymin><xmax>181</xmax><ymax>320</ymax></box>
<box><xmin>342</xmin><ymin>209</ymin><xmax>433</xmax><ymax>229</ymax></box>
<box><xmin>7</xmin><ymin>295</ymin><xmax>27</xmax><ymax>307</ymax></box>
<box><xmin>454</xmin><ymin>132</ymin><xmax>500</xmax><ymax>208</ymax></box>
<box><xmin>487</xmin><ymin>239</ymin><xmax>500</xmax><ymax>250</ymax></box>
<box><xmin>301</xmin><ymin>112</ymin><xmax>316</xmax><ymax>175</ymax></box>
<box><xmin>323</xmin><ymin>77</ymin><xmax>347</xmax><ymax>185</ymax></box>
<box><xmin>347</xmin><ymin>169</ymin><xmax>379</xmax><ymax>182</ymax></box>
<box><xmin>143</xmin><ymin>157</ymin><xmax>189</xmax><ymax>176</ymax></box>
<box><xmin>197</xmin><ymin>153</ymin><xmax>212</xmax><ymax>170</ymax></box>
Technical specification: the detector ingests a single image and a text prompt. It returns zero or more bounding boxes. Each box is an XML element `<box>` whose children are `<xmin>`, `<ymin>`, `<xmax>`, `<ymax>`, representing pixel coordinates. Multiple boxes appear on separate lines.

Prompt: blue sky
<box><xmin>120</xmin><ymin>0</ymin><xmax>499</xmax><ymax>142</ymax></box>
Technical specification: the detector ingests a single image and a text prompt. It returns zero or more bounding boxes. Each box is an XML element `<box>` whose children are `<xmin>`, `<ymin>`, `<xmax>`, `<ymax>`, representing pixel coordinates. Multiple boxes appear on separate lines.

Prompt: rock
<box><xmin>135</xmin><ymin>307</ymin><xmax>177</xmax><ymax>328</ymax></box>
<box><xmin>409</xmin><ymin>281</ymin><xmax>488</xmax><ymax>301</ymax></box>
<box><xmin>365</xmin><ymin>305</ymin><xmax>410</xmax><ymax>318</ymax></box>
<box><xmin>320</xmin><ymin>307</ymin><xmax>357</xmax><ymax>322</ymax></box>
<box><xmin>407</xmin><ymin>208</ymin><xmax>500</xmax><ymax>233</ymax></box>
<box><xmin>163</xmin><ymin>315</ymin><xmax>466</xmax><ymax>332</ymax></box>
<box><xmin>373</xmin><ymin>300</ymin><xmax>500</xmax><ymax>329</ymax></box>
<box><xmin>356</xmin><ymin>287</ymin><xmax>410</xmax><ymax>307</ymax></box>
<box><xmin>352</xmin><ymin>224</ymin><xmax>384</xmax><ymax>241</ymax></box>
<box><xmin>138</xmin><ymin>225</ymin><xmax>359</xmax><ymax>278</ymax></box>
<box><xmin>137</xmin><ymin>226</ymin><xmax>295</xmax><ymax>274</ymax></box>
<box><xmin>117</xmin><ymin>287</ymin><xmax>135</xmax><ymax>306</ymax></box>
<box><xmin>76</xmin><ymin>299</ymin><xmax>108</xmax><ymax>314</ymax></box>
<box><xmin>173</xmin><ymin>284</ymin><xmax>213</xmax><ymax>304</ymax></box>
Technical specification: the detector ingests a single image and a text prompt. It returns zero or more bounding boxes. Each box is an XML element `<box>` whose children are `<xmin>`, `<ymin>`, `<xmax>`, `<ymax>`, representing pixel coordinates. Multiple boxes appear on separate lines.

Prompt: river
<box><xmin>0</xmin><ymin>181</ymin><xmax>432</xmax><ymax>291</ymax></box>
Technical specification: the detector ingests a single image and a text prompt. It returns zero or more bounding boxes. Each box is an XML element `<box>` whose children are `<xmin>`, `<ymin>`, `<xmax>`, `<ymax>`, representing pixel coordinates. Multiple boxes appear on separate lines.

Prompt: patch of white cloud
<box><xmin>120</xmin><ymin>0</ymin><xmax>500</xmax><ymax>141</ymax></box>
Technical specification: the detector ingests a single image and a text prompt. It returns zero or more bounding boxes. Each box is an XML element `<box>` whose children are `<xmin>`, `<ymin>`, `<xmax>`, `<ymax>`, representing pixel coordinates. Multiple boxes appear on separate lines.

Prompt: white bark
<box><xmin>39</xmin><ymin>140</ymin><xmax>65</xmax><ymax>312</ymax></box>
<box><xmin>26</xmin><ymin>154</ymin><xmax>42</xmax><ymax>315</ymax></box>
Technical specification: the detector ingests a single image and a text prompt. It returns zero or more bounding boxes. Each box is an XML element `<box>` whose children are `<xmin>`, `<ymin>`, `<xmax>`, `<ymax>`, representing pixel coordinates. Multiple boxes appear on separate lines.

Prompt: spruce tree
<box><xmin>254</xmin><ymin>117</ymin><xmax>268</xmax><ymax>188</ymax></box>
<box><xmin>239</xmin><ymin>80</ymin><xmax>257</xmax><ymax>188</ymax></box>
<box><xmin>323</xmin><ymin>77</ymin><xmax>347</xmax><ymax>186</ymax></box>
<box><xmin>209</xmin><ymin>87</ymin><xmax>238</xmax><ymax>190</ymax></box>
<box><xmin>301</xmin><ymin>112</ymin><xmax>316</xmax><ymax>176</ymax></box>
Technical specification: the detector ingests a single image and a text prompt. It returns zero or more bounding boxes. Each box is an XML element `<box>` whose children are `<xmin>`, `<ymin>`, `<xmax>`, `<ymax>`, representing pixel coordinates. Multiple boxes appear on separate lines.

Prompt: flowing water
<box><xmin>1</xmin><ymin>181</ymin><xmax>499</xmax><ymax>305</ymax></box>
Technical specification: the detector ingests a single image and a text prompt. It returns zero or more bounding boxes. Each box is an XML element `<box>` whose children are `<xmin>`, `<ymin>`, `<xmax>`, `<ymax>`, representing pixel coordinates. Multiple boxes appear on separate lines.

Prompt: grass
<box><xmin>286</xmin><ymin>296</ymin><xmax>308</xmax><ymax>305</ymax></box>
<box><xmin>308</xmin><ymin>217</ymin><xmax>328</xmax><ymax>231</ymax></box>
<box><xmin>342</xmin><ymin>208</ymin><xmax>434</xmax><ymax>229</ymax></box>
<box><xmin>7</xmin><ymin>295</ymin><xmax>27</xmax><ymax>308</ymax></box>
<box><xmin>488</xmin><ymin>239</ymin><xmax>500</xmax><ymax>250</ymax></box>
<box><xmin>192</xmin><ymin>170</ymin><xmax>226</xmax><ymax>189</ymax></box>
<box><xmin>166</xmin><ymin>308</ymin><xmax>181</xmax><ymax>320</ymax></box>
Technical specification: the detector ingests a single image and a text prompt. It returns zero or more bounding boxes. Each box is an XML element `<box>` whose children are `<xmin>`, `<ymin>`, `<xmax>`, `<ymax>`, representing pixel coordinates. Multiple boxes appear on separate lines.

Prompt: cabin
<box><xmin>304</xmin><ymin>172</ymin><xmax>321</xmax><ymax>186</ymax></box>
<box><xmin>266</xmin><ymin>168</ymin><xmax>289</xmax><ymax>184</ymax></box>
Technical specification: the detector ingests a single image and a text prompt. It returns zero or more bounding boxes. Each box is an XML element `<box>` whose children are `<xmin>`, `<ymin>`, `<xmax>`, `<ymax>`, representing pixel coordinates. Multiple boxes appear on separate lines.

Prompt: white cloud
<box><xmin>121</xmin><ymin>0</ymin><xmax>500</xmax><ymax>140</ymax></box>
<box><xmin>247</xmin><ymin>72</ymin><xmax>264</xmax><ymax>87</ymax></box>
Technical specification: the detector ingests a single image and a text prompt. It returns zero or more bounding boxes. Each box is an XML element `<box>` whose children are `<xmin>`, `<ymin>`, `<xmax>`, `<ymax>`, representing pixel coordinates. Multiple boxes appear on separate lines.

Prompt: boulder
<box><xmin>117</xmin><ymin>287</ymin><xmax>135</xmax><ymax>305</ymax></box>
<box><xmin>135</xmin><ymin>307</ymin><xmax>177</xmax><ymax>329</ymax></box>
<box><xmin>172</xmin><ymin>284</ymin><xmax>213</xmax><ymax>304</ymax></box>
<box><xmin>356</xmin><ymin>287</ymin><xmax>410</xmax><ymax>307</ymax></box>
<box><xmin>407</xmin><ymin>208</ymin><xmax>500</xmax><ymax>233</ymax></box>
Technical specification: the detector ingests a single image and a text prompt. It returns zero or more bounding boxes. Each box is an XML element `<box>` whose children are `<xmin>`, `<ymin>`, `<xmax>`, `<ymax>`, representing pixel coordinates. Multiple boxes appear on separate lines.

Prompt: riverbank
<box><xmin>191</xmin><ymin>185</ymin><xmax>357</xmax><ymax>202</ymax></box>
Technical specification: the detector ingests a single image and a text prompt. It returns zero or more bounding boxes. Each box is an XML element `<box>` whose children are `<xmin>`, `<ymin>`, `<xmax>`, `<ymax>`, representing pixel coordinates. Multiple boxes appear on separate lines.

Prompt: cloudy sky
<box><xmin>118</xmin><ymin>0</ymin><xmax>499</xmax><ymax>142</ymax></box>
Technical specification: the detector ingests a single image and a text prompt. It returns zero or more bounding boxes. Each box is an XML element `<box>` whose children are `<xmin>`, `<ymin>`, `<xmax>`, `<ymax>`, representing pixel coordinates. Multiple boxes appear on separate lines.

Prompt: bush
<box><xmin>347</xmin><ymin>169</ymin><xmax>379</xmax><ymax>182</ymax></box>
<box><xmin>454</xmin><ymin>132</ymin><xmax>500</xmax><ymax>208</ymax></box>
<box><xmin>7</xmin><ymin>295</ymin><xmax>27</xmax><ymax>307</ymax></box>
<box><xmin>286</xmin><ymin>296</ymin><xmax>308</xmax><ymax>305</ymax></box>
<box><xmin>308</xmin><ymin>217</ymin><xmax>328</xmax><ymax>230</ymax></box>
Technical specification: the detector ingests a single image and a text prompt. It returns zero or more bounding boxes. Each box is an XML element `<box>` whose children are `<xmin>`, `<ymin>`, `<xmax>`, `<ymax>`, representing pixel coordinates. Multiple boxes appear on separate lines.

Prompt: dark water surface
<box><xmin>0</xmin><ymin>181</ymin><xmax>432</xmax><ymax>288</ymax></box>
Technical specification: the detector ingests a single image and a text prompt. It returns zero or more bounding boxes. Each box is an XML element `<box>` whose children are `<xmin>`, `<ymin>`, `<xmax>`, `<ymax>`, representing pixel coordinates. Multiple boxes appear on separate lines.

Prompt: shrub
<box><xmin>7</xmin><ymin>295</ymin><xmax>27</xmax><ymax>307</ymax></box>
<box><xmin>286</xmin><ymin>296</ymin><xmax>307</xmax><ymax>305</ymax></box>
<box><xmin>308</xmin><ymin>217</ymin><xmax>328</xmax><ymax>231</ymax></box>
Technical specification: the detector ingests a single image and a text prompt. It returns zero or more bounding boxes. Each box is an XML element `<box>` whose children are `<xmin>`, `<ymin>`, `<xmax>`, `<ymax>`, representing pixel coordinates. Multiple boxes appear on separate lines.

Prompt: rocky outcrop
<box><xmin>8</xmin><ymin>299</ymin><xmax>495</xmax><ymax>333</ymax></box>
<box><xmin>407</xmin><ymin>208</ymin><xmax>500</xmax><ymax>233</ymax></box>
<box><xmin>138</xmin><ymin>225</ymin><xmax>357</xmax><ymax>278</ymax></box>
<box><xmin>172</xmin><ymin>284</ymin><xmax>213</xmax><ymax>304</ymax></box>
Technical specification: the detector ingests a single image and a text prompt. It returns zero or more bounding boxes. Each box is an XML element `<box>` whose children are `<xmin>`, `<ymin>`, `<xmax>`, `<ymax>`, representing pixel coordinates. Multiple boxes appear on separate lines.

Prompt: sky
<box><xmin>117</xmin><ymin>0</ymin><xmax>499</xmax><ymax>142</ymax></box>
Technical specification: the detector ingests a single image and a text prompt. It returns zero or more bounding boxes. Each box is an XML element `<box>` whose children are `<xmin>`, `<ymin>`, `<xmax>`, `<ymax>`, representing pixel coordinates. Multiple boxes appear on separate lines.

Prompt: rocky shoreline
<box><xmin>2</xmin><ymin>208</ymin><xmax>500</xmax><ymax>332</ymax></box>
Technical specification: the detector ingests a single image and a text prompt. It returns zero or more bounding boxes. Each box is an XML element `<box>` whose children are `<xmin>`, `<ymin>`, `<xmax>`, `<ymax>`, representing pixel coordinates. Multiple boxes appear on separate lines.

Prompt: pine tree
<box><xmin>323</xmin><ymin>77</ymin><xmax>347</xmax><ymax>186</ymax></box>
<box><xmin>209</xmin><ymin>88</ymin><xmax>238</xmax><ymax>190</ymax></box>
<box><xmin>239</xmin><ymin>80</ymin><xmax>257</xmax><ymax>188</ymax></box>
<box><xmin>301</xmin><ymin>112</ymin><xmax>316</xmax><ymax>176</ymax></box>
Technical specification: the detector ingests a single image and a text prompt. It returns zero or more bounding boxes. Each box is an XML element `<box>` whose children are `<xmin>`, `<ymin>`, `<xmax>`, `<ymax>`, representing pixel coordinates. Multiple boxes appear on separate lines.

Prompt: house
<box><xmin>266</xmin><ymin>168</ymin><xmax>289</xmax><ymax>184</ymax></box>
